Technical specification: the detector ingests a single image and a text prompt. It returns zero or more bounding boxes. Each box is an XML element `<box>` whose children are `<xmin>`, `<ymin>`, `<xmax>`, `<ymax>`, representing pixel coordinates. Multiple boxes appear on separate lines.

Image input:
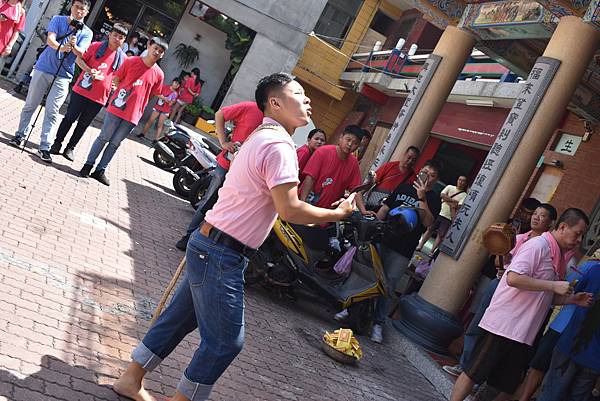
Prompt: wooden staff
<box><xmin>150</xmin><ymin>256</ymin><xmax>186</xmax><ymax>325</ymax></box>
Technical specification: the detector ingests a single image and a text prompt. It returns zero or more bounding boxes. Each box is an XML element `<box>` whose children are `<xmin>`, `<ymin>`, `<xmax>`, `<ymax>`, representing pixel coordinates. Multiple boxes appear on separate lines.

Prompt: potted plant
<box><xmin>173</xmin><ymin>43</ymin><xmax>200</xmax><ymax>69</ymax></box>
<box><xmin>199</xmin><ymin>105</ymin><xmax>215</xmax><ymax>120</ymax></box>
<box><xmin>182</xmin><ymin>103</ymin><xmax>201</xmax><ymax>125</ymax></box>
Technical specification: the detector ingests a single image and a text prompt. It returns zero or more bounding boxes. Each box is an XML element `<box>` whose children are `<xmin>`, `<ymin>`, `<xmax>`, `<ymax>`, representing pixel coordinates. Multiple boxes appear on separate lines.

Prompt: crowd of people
<box><xmin>3</xmin><ymin>1</ymin><xmax>600</xmax><ymax>401</ymax></box>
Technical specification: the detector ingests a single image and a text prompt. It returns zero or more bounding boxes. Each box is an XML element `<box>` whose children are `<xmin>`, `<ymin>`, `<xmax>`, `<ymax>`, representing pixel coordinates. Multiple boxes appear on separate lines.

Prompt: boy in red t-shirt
<box><xmin>299</xmin><ymin>125</ymin><xmax>363</xmax><ymax>209</ymax></box>
<box><xmin>80</xmin><ymin>37</ymin><xmax>166</xmax><ymax>186</ymax></box>
<box><xmin>137</xmin><ymin>77</ymin><xmax>181</xmax><ymax>143</ymax></box>
<box><xmin>50</xmin><ymin>24</ymin><xmax>128</xmax><ymax>161</ymax></box>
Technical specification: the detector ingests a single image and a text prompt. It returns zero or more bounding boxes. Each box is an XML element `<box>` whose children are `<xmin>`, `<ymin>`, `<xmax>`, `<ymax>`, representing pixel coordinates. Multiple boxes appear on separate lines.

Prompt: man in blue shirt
<box><xmin>538</xmin><ymin>259</ymin><xmax>600</xmax><ymax>401</ymax></box>
<box><xmin>9</xmin><ymin>0</ymin><xmax>92</xmax><ymax>163</ymax></box>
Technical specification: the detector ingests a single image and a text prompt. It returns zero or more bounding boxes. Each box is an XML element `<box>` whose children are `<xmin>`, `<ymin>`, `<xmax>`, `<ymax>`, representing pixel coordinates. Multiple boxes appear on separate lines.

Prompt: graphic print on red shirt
<box><xmin>107</xmin><ymin>56</ymin><xmax>164</xmax><ymax>125</ymax></box>
<box><xmin>301</xmin><ymin>145</ymin><xmax>361</xmax><ymax>209</ymax></box>
<box><xmin>153</xmin><ymin>85</ymin><xmax>178</xmax><ymax>114</ymax></box>
<box><xmin>216</xmin><ymin>101</ymin><xmax>264</xmax><ymax>170</ymax></box>
<box><xmin>72</xmin><ymin>42</ymin><xmax>118</xmax><ymax>105</ymax></box>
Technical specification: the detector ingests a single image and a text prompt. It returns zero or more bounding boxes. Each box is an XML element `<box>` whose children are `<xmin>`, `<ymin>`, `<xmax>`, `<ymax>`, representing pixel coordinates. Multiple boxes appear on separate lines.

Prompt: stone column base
<box><xmin>392</xmin><ymin>292</ymin><xmax>464</xmax><ymax>355</ymax></box>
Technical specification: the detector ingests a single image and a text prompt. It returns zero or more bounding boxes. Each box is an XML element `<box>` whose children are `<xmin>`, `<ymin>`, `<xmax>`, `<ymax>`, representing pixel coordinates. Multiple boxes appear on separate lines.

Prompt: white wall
<box><xmin>160</xmin><ymin>1</ymin><xmax>231</xmax><ymax>106</ymax></box>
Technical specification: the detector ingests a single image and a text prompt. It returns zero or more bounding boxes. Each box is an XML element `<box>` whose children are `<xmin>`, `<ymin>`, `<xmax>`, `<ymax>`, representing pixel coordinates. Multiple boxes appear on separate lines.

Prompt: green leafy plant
<box><xmin>199</xmin><ymin>105</ymin><xmax>215</xmax><ymax>120</ymax></box>
<box><xmin>173</xmin><ymin>43</ymin><xmax>200</xmax><ymax>69</ymax></box>
<box><xmin>185</xmin><ymin>103</ymin><xmax>201</xmax><ymax>118</ymax></box>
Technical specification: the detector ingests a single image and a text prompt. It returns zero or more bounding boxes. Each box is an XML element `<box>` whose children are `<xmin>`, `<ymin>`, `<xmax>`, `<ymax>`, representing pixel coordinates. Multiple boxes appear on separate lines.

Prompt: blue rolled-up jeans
<box><xmin>131</xmin><ymin>230</ymin><xmax>248</xmax><ymax>401</ymax></box>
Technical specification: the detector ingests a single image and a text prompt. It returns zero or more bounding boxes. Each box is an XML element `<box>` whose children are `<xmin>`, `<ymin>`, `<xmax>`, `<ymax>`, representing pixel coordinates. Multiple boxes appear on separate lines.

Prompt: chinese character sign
<box><xmin>370</xmin><ymin>55</ymin><xmax>442</xmax><ymax>171</ymax></box>
<box><xmin>553</xmin><ymin>133</ymin><xmax>582</xmax><ymax>156</ymax></box>
<box><xmin>440</xmin><ymin>57</ymin><xmax>561</xmax><ymax>258</ymax></box>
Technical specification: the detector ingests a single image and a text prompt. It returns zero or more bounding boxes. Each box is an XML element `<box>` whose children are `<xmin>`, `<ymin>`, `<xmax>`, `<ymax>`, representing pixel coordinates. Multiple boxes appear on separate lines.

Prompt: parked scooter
<box><xmin>172</xmin><ymin>132</ymin><xmax>218</xmax><ymax>197</ymax></box>
<box><xmin>152</xmin><ymin>121</ymin><xmax>220</xmax><ymax>171</ymax></box>
<box><xmin>245</xmin><ymin>207</ymin><xmax>421</xmax><ymax>334</ymax></box>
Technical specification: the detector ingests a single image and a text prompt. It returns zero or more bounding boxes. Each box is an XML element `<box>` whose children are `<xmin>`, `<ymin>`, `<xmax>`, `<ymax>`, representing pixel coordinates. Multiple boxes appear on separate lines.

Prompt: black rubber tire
<box><xmin>346</xmin><ymin>299</ymin><xmax>374</xmax><ymax>336</ymax></box>
<box><xmin>153</xmin><ymin>147</ymin><xmax>174</xmax><ymax>169</ymax></box>
<box><xmin>188</xmin><ymin>175</ymin><xmax>212</xmax><ymax>209</ymax></box>
<box><xmin>173</xmin><ymin>169</ymin><xmax>196</xmax><ymax>197</ymax></box>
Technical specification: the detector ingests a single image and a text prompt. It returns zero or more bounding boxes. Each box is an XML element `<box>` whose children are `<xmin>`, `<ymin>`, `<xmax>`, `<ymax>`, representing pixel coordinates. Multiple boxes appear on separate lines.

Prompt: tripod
<box><xmin>20</xmin><ymin>26</ymin><xmax>81</xmax><ymax>153</ymax></box>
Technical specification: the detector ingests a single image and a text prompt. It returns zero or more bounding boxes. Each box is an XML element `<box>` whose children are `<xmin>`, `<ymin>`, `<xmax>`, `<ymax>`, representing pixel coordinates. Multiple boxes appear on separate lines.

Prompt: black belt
<box><xmin>200</xmin><ymin>222</ymin><xmax>257</xmax><ymax>258</ymax></box>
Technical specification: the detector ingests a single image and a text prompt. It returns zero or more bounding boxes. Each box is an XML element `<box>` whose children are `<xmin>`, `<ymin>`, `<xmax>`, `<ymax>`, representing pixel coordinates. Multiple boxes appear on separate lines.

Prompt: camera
<box><xmin>69</xmin><ymin>19</ymin><xmax>84</xmax><ymax>31</ymax></box>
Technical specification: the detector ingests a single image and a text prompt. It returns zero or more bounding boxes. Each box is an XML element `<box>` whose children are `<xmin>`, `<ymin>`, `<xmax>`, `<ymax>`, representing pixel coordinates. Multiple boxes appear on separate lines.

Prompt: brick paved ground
<box><xmin>0</xmin><ymin>80</ymin><xmax>445</xmax><ymax>401</ymax></box>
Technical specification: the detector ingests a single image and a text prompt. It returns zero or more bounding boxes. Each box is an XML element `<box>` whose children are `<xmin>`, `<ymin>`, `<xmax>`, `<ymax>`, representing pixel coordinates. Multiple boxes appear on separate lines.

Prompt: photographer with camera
<box><xmin>8</xmin><ymin>0</ymin><xmax>92</xmax><ymax>163</ymax></box>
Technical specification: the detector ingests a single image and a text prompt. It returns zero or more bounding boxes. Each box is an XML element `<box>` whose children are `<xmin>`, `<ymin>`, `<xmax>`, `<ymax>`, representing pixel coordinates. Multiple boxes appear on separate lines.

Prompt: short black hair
<box><xmin>342</xmin><ymin>124</ymin><xmax>365</xmax><ymax>140</ymax></box>
<box><xmin>125</xmin><ymin>50</ymin><xmax>134</xmax><ymax>56</ymax></box>
<box><xmin>423</xmin><ymin>159</ymin><xmax>442</xmax><ymax>175</ymax></box>
<box><xmin>172</xmin><ymin>77</ymin><xmax>181</xmax><ymax>84</ymax></box>
<box><xmin>406</xmin><ymin>146</ymin><xmax>420</xmax><ymax>155</ymax></box>
<box><xmin>538</xmin><ymin>203</ymin><xmax>558</xmax><ymax>221</ymax></box>
<box><xmin>149</xmin><ymin>37</ymin><xmax>168</xmax><ymax>52</ymax></box>
<box><xmin>308</xmin><ymin>128</ymin><xmax>325</xmax><ymax>139</ymax></box>
<box><xmin>72</xmin><ymin>0</ymin><xmax>91</xmax><ymax>9</ymax></box>
<box><xmin>255</xmin><ymin>73</ymin><xmax>294</xmax><ymax>112</ymax></box>
<box><xmin>521</xmin><ymin>197</ymin><xmax>541</xmax><ymax>211</ymax></box>
<box><xmin>111</xmin><ymin>23</ymin><xmax>128</xmax><ymax>37</ymax></box>
<box><xmin>557</xmin><ymin>208</ymin><xmax>589</xmax><ymax>228</ymax></box>
<box><xmin>362</xmin><ymin>129</ymin><xmax>371</xmax><ymax>139</ymax></box>
<box><xmin>130</xmin><ymin>32</ymin><xmax>140</xmax><ymax>40</ymax></box>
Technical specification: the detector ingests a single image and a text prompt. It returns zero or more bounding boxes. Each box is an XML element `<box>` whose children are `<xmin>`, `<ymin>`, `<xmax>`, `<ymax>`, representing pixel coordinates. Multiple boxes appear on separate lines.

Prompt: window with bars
<box><xmin>313</xmin><ymin>0</ymin><xmax>364</xmax><ymax>48</ymax></box>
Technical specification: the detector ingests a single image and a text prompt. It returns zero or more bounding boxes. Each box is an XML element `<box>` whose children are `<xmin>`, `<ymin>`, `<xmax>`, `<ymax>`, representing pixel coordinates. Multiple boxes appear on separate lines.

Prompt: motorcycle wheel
<box><xmin>153</xmin><ymin>147</ymin><xmax>174</xmax><ymax>169</ymax></box>
<box><xmin>173</xmin><ymin>169</ymin><xmax>196</xmax><ymax>198</ymax></box>
<box><xmin>189</xmin><ymin>175</ymin><xmax>212</xmax><ymax>209</ymax></box>
<box><xmin>346</xmin><ymin>299</ymin><xmax>374</xmax><ymax>336</ymax></box>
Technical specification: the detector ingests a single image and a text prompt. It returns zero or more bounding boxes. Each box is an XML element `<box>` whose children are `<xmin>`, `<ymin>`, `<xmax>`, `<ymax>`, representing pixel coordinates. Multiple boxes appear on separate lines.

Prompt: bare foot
<box><xmin>112</xmin><ymin>377</ymin><xmax>155</xmax><ymax>401</ymax></box>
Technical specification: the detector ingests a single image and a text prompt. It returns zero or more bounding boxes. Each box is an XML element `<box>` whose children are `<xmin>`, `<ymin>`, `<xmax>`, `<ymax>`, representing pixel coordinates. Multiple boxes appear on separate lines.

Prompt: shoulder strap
<box><xmin>450</xmin><ymin>190</ymin><xmax>465</xmax><ymax>199</ymax></box>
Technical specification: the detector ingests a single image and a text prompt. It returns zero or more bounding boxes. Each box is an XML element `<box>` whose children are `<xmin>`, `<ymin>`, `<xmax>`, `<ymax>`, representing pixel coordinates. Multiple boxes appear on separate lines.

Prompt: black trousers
<box><xmin>53</xmin><ymin>91</ymin><xmax>103</xmax><ymax>150</ymax></box>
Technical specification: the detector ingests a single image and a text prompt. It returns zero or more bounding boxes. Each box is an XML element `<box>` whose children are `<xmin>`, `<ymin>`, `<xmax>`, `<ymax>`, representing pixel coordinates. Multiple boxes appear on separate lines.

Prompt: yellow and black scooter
<box><xmin>245</xmin><ymin>206</ymin><xmax>419</xmax><ymax>334</ymax></box>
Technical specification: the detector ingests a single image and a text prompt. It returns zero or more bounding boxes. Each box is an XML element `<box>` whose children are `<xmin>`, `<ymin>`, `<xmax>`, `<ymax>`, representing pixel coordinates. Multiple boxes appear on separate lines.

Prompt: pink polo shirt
<box><xmin>204</xmin><ymin>118</ymin><xmax>299</xmax><ymax>249</ymax></box>
<box><xmin>479</xmin><ymin>235</ymin><xmax>558</xmax><ymax>345</ymax></box>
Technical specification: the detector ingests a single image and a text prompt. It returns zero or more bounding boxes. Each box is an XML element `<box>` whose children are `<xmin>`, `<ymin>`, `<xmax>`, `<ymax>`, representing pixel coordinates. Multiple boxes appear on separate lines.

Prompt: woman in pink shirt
<box><xmin>297</xmin><ymin>128</ymin><xmax>326</xmax><ymax>182</ymax></box>
<box><xmin>170</xmin><ymin>67</ymin><xmax>202</xmax><ymax>123</ymax></box>
<box><xmin>0</xmin><ymin>0</ymin><xmax>25</xmax><ymax>56</ymax></box>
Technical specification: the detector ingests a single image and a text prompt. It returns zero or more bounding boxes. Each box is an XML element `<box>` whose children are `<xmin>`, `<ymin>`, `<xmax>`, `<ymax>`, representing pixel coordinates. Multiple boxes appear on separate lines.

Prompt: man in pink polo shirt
<box><xmin>175</xmin><ymin>100</ymin><xmax>263</xmax><ymax>250</ymax></box>
<box><xmin>450</xmin><ymin>208</ymin><xmax>594</xmax><ymax>401</ymax></box>
<box><xmin>113</xmin><ymin>73</ymin><xmax>356</xmax><ymax>401</ymax></box>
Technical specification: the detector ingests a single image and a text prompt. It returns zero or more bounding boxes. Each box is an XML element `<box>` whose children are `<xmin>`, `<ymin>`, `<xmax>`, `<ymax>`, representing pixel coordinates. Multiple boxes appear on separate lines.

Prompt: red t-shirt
<box><xmin>72</xmin><ymin>42</ymin><xmax>119</xmax><ymax>105</ymax></box>
<box><xmin>0</xmin><ymin>2</ymin><xmax>24</xmax><ymax>54</ymax></box>
<box><xmin>296</xmin><ymin>144</ymin><xmax>311</xmax><ymax>180</ymax></box>
<box><xmin>153</xmin><ymin>84</ymin><xmax>178</xmax><ymax>114</ymax></box>
<box><xmin>374</xmin><ymin>162</ymin><xmax>415</xmax><ymax>192</ymax></box>
<box><xmin>178</xmin><ymin>76</ymin><xmax>201</xmax><ymax>104</ymax></box>
<box><xmin>107</xmin><ymin>56</ymin><xmax>164</xmax><ymax>124</ymax></box>
<box><xmin>301</xmin><ymin>145</ymin><xmax>361</xmax><ymax>209</ymax></box>
<box><xmin>216</xmin><ymin>101</ymin><xmax>264</xmax><ymax>170</ymax></box>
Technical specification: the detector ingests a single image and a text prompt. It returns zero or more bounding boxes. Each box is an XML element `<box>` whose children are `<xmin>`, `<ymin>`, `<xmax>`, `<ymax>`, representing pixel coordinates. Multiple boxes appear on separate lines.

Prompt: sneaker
<box><xmin>49</xmin><ymin>145</ymin><xmax>61</xmax><ymax>155</ymax></box>
<box><xmin>175</xmin><ymin>235</ymin><xmax>190</xmax><ymax>251</ymax></box>
<box><xmin>37</xmin><ymin>150</ymin><xmax>52</xmax><ymax>163</ymax></box>
<box><xmin>8</xmin><ymin>136</ymin><xmax>22</xmax><ymax>148</ymax></box>
<box><xmin>442</xmin><ymin>364</ymin><xmax>463</xmax><ymax>377</ymax></box>
<box><xmin>370</xmin><ymin>324</ymin><xmax>383</xmax><ymax>343</ymax></box>
<box><xmin>90</xmin><ymin>169</ymin><xmax>110</xmax><ymax>186</ymax></box>
<box><xmin>334</xmin><ymin>308</ymin><xmax>349</xmax><ymax>322</ymax></box>
<box><xmin>63</xmin><ymin>147</ymin><xmax>75</xmax><ymax>161</ymax></box>
<box><xmin>79</xmin><ymin>164</ymin><xmax>93</xmax><ymax>177</ymax></box>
